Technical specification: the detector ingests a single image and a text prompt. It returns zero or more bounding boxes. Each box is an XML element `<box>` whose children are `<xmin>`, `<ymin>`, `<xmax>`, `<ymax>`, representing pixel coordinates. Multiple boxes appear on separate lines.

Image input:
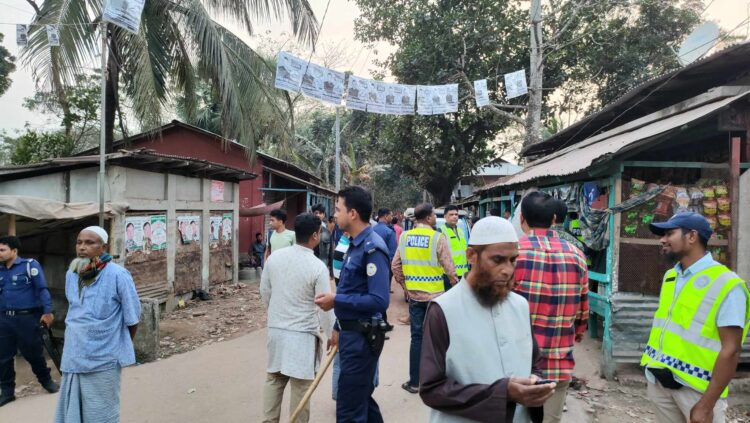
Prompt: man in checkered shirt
<box><xmin>513</xmin><ymin>192</ymin><xmax>590</xmax><ymax>423</ymax></box>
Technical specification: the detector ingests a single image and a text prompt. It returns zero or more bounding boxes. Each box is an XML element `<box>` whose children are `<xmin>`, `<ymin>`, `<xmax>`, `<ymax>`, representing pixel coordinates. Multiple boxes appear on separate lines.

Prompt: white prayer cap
<box><xmin>81</xmin><ymin>226</ymin><xmax>109</xmax><ymax>243</ymax></box>
<box><xmin>468</xmin><ymin>216</ymin><xmax>518</xmax><ymax>246</ymax></box>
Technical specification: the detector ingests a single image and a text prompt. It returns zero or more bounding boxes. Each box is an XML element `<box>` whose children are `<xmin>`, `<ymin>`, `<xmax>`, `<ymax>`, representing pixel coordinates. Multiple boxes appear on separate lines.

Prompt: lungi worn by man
<box><xmin>420</xmin><ymin>217</ymin><xmax>555</xmax><ymax>423</ymax></box>
<box><xmin>261</xmin><ymin>213</ymin><xmax>335</xmax><ymax>423</ymax></box>
<box><xmin>54</xmin><ymin>226</ymin><xmax>141</xmax><ymax>423</ymax></box>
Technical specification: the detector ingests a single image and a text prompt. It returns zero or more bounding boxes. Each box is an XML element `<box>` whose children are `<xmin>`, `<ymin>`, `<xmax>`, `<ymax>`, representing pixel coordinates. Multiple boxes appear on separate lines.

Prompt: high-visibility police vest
<box><xmin>399</xmin><ymin>227</ymin><xmax>445</xmax><ymax>293</ymax></box>
<box><xmin>438</xmin><ymin>224</ymin><xmax>469</xmax><ymax>277</ymax></box>
<box><xmin>569</xmin><ymin>219</ymin><xmax>584</xmax><ymax>243</ymax></box>
<box><xmin>640</xmin><ymin>265</ymin><xmax>750</xmax><ymax>398</ymax></box>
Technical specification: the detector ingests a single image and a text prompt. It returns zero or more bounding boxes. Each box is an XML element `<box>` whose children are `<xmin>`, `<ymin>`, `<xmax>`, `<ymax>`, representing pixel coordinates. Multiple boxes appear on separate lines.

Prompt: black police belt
<box><xmin>2</xmin><ymin>308</ymin><xmax>43</xmax><ymax>317</ymax></box>
<box><xmin>338</xmin><ymin>318</ymin><xmax>388</xmax><ymax>354</ymax></box>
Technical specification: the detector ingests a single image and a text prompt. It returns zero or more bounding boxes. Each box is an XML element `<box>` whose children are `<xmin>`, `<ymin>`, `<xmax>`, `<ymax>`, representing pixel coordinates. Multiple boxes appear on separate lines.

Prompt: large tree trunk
<box><xmin>426</xmin><ymin>178</ymin><xmax>456</xmax><ymax>207</ymax></box>
<box><xmin>525</xmin><ymin>0</ymin><xmax>543</xmax><ymax>148</ymax></box>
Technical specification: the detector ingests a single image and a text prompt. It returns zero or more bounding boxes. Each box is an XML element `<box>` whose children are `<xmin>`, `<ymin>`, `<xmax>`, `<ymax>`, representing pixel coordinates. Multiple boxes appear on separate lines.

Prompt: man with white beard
<box><xmin>54</xmin><ymin>226</ymin><xmax>141</xmax><ymax>423</ymax></box>
<box><xmin>419</xmin><ymin>217</ymin><xmax>556</xmax><ymax>423</ymax></box>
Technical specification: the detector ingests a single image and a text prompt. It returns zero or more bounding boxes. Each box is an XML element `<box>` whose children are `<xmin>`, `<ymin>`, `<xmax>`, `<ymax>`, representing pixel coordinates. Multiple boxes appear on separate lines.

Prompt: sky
<box><xmin>0</xmin><ymin>0</ymin><xmax>747</xmax><ymax>133</ymax></box>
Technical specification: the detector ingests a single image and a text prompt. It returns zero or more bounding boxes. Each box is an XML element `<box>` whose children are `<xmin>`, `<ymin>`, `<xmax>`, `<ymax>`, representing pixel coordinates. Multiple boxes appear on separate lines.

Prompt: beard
<box><xmin>470</xmin><ymin>266</ymin><xmax>511</xmax><ymax>307</ymax></box>
<box><xmin>69</xmin><ymin>257</ymin><xmax>91</xmax><ymax>273</ymax></box>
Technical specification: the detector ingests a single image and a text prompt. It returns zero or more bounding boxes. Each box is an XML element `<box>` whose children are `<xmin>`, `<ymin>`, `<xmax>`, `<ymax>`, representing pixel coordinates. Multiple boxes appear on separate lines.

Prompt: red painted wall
<box><xmin>126</xmin><ymin>126</ymin><xmax>267</xmax><ymax>255</ymax></box>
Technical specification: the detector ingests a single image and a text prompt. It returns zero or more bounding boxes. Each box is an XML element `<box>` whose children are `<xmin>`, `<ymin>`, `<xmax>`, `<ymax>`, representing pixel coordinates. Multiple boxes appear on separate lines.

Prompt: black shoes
<box><xmin>41</xmin><ymin>380</ymin><xmax>60</xmax><ymax>394</ymax></box>
<box><xmin>0</xmin><ymin>393</ymin><xmax>15</xmax><ymax>407</ymax></box>
<box><xmin>401</xmin><ymin>382</ymin><xmax>419</xmax><ymax>394</ymax></box>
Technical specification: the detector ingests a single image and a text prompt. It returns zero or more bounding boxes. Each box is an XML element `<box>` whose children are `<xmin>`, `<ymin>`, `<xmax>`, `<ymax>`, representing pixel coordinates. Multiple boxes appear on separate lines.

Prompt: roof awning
<box><xmin>240</xmin><ymin>200</ymin><xmax>285</xmax><ymax>217</ymax></box>
<box><xmin>492</xmin><ymin>92</ymin><xmax>747</xmax><ymax>189</ymax></box>
<box><xmin>0</xmin><ymin>195</ymin><xmax>128</xmax><ymax>220</ymax></box>
<box><xmin>263</xmin><ymin>167</ymin><xmax>336</xmax><ymax>195</ymax></box>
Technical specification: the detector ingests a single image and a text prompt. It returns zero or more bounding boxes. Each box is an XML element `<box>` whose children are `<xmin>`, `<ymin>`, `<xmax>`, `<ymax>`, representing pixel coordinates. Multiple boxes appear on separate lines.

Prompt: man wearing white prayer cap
<box><xmin>54</xmin><ymin>226</ymin><xmax>141</xmax><ymax>423</ymax></box>
<box><xmin>419</xmin><ymin>217</ymin><xmax>555</xmax><ymax>423</ymax></box>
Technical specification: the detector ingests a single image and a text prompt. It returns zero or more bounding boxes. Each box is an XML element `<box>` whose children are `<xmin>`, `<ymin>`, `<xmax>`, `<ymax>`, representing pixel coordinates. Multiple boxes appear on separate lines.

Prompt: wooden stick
<box><xmin>289</xmin><ymin>345</ymin><xmax>338</xmax><ymax>423</ymax></box>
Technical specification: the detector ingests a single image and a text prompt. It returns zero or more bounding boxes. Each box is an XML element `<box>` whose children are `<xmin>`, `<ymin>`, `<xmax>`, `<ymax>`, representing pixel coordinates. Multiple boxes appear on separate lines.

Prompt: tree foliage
<box><xmin>5</xmin><ymin>130</ymin><xmax>76</xmax><ymax>165</ymax></box>
<box><xmin>352</xmin><ymin>0</ymin><xmax>702</xmax><ymax>203</ymax></box>
<box><xmin>0</xmin><ymin>33</ymin><xmax>16</xmax><ymax>97</ymax></box>
<box><xmin>21</xmin><ymin>0</ymin><xmax>318</xmax><ymax>154</ymax></box>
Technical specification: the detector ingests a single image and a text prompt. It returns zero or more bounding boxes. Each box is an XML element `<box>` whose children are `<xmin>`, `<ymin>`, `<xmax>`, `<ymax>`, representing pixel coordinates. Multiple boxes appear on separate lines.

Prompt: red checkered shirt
<box><xmin>514</xmin><ymin>229</ymin><xmax>589</xmax><ymax>381</ymax></box>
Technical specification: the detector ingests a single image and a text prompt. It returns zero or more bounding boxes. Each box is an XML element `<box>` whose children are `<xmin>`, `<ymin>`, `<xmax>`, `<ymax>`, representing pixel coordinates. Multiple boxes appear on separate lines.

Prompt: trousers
<box><xmin>647</xmin><ymin>380</ymin><xmax>727</xmax><ymax>423</ymax></box>
<box><xmin>0</xmin><ymin>313</ymin><xmax>52</xmax><ymax>395</ymax></box>
<box><xmin>336</xmin><ymin>330</ymin><xmax>384</xmax><ymax>423</ymax></box>
<box><xmin>542</xmin><ymin>380</ymin><xmax>570</xmax><ymax>423</ymax></box>
<box><xmin>262</xmin><ymin>372</ymin><xmax>312</xmax><ymax>423</ymax></box>
<box><xmin>408</xmin><ymin>300</ymin><xmax>428</xmax><ymax>387</ymax></box>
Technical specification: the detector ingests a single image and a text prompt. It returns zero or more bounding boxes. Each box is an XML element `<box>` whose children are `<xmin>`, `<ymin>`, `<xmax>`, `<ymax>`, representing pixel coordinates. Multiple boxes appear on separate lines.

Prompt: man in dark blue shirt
<box><xmin>373</xmin><ymin>208</ymin><xmax>397</xmax><ymax>260</ymax></box>
<box><xmin>0</xmin><ymin>236</ymin><xmax>59</xmax><ymax>407</ymax></box>
<box><xmin>315</xmin><ymin>186</ymin><xmax>390</xmax><ymax>423</ymax></box>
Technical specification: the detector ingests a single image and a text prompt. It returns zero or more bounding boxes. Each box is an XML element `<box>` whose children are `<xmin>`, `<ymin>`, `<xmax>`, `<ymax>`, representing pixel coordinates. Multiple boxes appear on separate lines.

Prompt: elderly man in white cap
<box><xmin>54</xmin><ymin>226</ymin><xmax>141</xmax><ymax>423</ymax></box>
<box><xmin>419</xmin><ymin>217</ymin><xmax>556</xmax><ymax>423</ymax></box>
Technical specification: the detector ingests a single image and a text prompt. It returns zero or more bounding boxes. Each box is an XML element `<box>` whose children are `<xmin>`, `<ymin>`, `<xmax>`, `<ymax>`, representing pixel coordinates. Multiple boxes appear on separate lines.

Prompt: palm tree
<box><xmin>21</xmin><ymin>0</ymin><xmax>317</xmax><ymax>154</ymax></box>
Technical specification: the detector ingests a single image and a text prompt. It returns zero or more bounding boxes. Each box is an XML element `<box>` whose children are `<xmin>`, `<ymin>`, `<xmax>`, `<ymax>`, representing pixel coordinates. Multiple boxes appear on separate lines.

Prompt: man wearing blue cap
<box><xmin>641</xmin><ymin>212</ymin><xmax>749</xmax><ymax>423</ymax></box>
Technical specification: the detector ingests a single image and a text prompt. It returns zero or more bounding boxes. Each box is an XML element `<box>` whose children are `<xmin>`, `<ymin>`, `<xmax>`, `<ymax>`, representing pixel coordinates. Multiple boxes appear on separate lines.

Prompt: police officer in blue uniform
<box><xmin>315</xmin><ymin>186</ymin><xmax>390</xmax><ymax>423</ymax></box>
<box><xmin>0</xmin><ymin>236</ymin><xmax>59</xmax><ymax>407</ymax></box>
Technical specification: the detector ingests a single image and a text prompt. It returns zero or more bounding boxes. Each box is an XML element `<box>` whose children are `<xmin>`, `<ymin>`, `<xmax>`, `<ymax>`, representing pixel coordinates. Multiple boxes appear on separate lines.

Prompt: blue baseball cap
<box><xmin>649</xmin><ymin>212</ymin><xmax>713</xmax><ymax>241</ymax></box>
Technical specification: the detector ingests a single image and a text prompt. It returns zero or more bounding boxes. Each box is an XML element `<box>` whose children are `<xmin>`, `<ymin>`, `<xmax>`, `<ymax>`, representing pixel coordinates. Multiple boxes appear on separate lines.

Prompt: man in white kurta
<box><xmin>419</xmin><ymin>217</ymin><xmax>556</xmax><ymax>423</ymax></box>
<box><xmin>260</xmin><ymin>213</ymin><xmax>335</xmax><ymax>423</ymax></box>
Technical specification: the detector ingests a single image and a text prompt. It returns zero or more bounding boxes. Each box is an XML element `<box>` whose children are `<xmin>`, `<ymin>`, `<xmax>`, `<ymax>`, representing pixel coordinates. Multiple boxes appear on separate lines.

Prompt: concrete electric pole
<box><xmin>525</xmin><ymin>0</ymin><xmax>543</xmax><ymax>147</ymax></box>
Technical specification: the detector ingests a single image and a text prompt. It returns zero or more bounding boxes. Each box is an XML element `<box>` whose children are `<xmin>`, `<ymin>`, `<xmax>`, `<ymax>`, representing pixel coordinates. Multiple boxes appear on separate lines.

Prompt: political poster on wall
<box><xmin>16</xmin><ymin>25</ymin><xmax>28</xmax><ymax>46</ymax></box>
<box><xmin>211</xmin><ymin>180</ymin><xmax>225</xmax><ymax>202</ymax></box>
<box><xmin>125</xmin><ymin>216</ymin><xmax>146</xmax><ymax>255</ymax></box>
<box><xmin>221</xmin><ymin>213</ymin><xmax>233</xmax><ymax>241</ymax></box>
<box><xmin>103</xmin><ymin>0</ymin><xmax>146</xmax><ymax>33</ymax></box>
<box><xmin>150</xmin><ymin>215</ymin><xmax>167</xmax><ymax>250</ymax></box>
<box><xmin>346</xmin><ymin>76</ymin><xmax>369</xmax><ymax>111</ymax></box>
<box><xmin>504</xmin><ymin>69</ymin><xmax>528</xmax><ymax>99</ymax></box>
<box><xmin>474</xmin><ymin>79</ymin><xmax>490</xmax><ymax>107</ymax></box>
<box><xmin>275</xmin><ymin>51</ymin><xmax>306</xmax><ymax>92</ymax></box>
<box><xmin>210</xmin><ymin>216</ymin><xmax>222</xmax><ymax>243</ymax></box>
<box><xmin>385</xmin><ymin>84</ymin><xmax>416</xmax><ymax>115</ymax></box>
<box><xmin>178</xmin><ymin>216</ymin><xmax>201</xmax><ymax>244</ymax></box>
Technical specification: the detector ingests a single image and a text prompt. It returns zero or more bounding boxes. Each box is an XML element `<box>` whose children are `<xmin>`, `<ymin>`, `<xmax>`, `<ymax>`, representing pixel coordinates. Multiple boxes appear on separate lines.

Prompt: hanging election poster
<box><xmin>417</xmin><ymin>86</ymin><xmax>433</xmax><ymax>115</ymax></box>
<box><xmin>300</xmin><ymin>62</ymin><xmax>325</xmax><ymax>101</ymax></box>
<box><xmin>46</xmin><ymin>25</ymin><xmax>60</xmax><ymax>47</ymax></box>
<box><xmin>504</xmin><ymin>69</ymin><xmax>528</xmax><ymax>99</ymax></box>
<box><xmin>385</xmin><ymin>84</ymin><xmax>416</xmax><ymax>115</ymax></box>
<box><xmin>210</xmin><ymin>180</ymin><xmax>225</xmax><ymax>202</ymax></box>
<box><xmin>474</xmin><ymin>79</ymin><xmax>490</xmax><ymax>107</ymax></box>
<box><xmin>275</xmin><ymin>51</ymin><xmax>306</xmax><ymax>93</ymax></box>
<box><xmin>346</xmin><ymin>76</ymin><xmax>369</xmax><ymax>111</ymax></box>
<box><xmin>431</xmin><ymin>84</ymin><xmax>459</xmax><ymax>114</ymax></box>
<box><xmin>16</xmin><ymin>25</ymin><xmax>28</xmax><ymax>46</ymax></box>
<box><xmin>366</xmin><ymin>80</ymin><xmax>387</xmax><ymax>114</ymax></box>
<box><xmin>103</xmin><ymin>0</ymin><xmax>146</xmax><ymax>34</ymax></box>
<box><xmin>319</xmin><ymin>68</ymin><xmax>345</xmax><ymax>106</ymax></box>
<box><xmin>150</xmin><ymin>215</ymin><xmax>167</xmax><ymax>251</ymax></box>
<box><xmin>221</xmin><ymin>213</ymin><xmax>233</xmax><ymax>241</ymax></box>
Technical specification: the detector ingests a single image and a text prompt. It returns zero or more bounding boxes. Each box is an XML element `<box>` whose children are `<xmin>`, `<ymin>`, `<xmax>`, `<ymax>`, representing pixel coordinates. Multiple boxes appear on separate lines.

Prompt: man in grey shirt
<box><xmin>260</xmin><ymin>213</ymin><xmax>336</xmax><ymax>423</ymax></box>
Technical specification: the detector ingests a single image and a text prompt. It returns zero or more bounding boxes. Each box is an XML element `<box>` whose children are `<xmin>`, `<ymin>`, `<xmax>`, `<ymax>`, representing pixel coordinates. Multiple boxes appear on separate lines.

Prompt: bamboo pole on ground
<box><xmin>289</xmin><ymin>345</ymin><xmax>338</xmax><ymax>423</ymax></box>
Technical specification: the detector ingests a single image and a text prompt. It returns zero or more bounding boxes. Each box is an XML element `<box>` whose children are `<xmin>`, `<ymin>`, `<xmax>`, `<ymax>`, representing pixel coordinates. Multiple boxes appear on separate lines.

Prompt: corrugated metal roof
<box><xmin>485</xmin><ymin>92</ymin><xmax>747</xmax><ymax>190</ymax></box>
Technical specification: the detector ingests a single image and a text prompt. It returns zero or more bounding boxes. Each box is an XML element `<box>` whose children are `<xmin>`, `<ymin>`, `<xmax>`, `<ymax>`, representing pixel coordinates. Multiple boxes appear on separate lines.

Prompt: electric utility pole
<box><xmin>525</xmin><ymin>0</ymin><xmax>543</xmax><ymax>147</ymax></box>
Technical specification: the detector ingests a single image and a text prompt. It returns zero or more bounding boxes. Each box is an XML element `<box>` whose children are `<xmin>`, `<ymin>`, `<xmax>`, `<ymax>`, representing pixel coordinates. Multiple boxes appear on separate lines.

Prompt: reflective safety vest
<box><xmin>438</xmin><ymin>224</ymin><xmax>468</xmax><ymax>277</ymax></box>
<box><xmin>640</xmin><ymin>265</ymin><xmax>750</xmax><ymax>398</ymax></box>
<box><xmin>569</xmin><ymin>219</ymin><xmax>584</xmax><ymax>243</ymax></box>
<box><xmin>399</xmin><ymin>227</ymin><xmax>445</xmax><ymax>293</ymax></box>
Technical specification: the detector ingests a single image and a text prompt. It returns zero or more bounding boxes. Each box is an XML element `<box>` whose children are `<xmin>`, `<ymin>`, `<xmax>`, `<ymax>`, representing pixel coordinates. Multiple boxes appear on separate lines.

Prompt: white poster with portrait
<box><xmin>300</xmin><ymin>62</ymin><xmax>326</xmax><ymax>101</ymax></box>
<box><xmin>274</xmin><ymin>51</ymin><xmax>306</xmax><ymax>93</ymax></box>
<box><xmin>417</xmin><ymin>85</ymin><xmax>433</xmax><ymax>115</ymax></box>
<box><xmin>384</xmin><ymin>83</ymin><xmax>415</xmax><ymax>115</ymax></box>
<box><xmin>209</xmin><ymin>216</ymin><xmax>222</xmax><ymax>242</ymax></box>
<box><xmin>177</xmin><ymin>216</ymin><xmax>201</xmax><ymax>244</ymax></box>
<box><xmin>346</xmin><ymin>75</ymin><xmax>369</xmax><ymax>111</ymax></box>
<box><xmin>221</xmin><ymin>213</ymin><xmax>233</xmax><ymax>241</ymax></box>
<box><xmin>124</xmin><ymin>216</ymin><xmax>146</xmax><ymax>255</ymax></box>
<box><xmin>103</xmin><ymin>0</ymin><xmax>146</xmax><ymax>34</ymax></box>
<box><xmin>431</xmin><ymin>84</ymin><xmax>458</xmax><ymax>114</ymax></box>
<box><xmin>366</xmin><ymin>80</ymin><xmax>387</xmax><ymax>114</ymax></box>
<box><xmin>504</xmin><ymin>69</ymin><xmax>528</xmax><ymax>99</ymax></box>
<box><xmin>16</xmin><ymin>25</ymin><xmax>28</xmax><ymax>46</ymax></box>
<box><xmin>46</xmin><ymin>25</ymin><xmax>60</xmax><ymax>47</ymax></box>
<box><xmin>319</xmin><ymin>68</ymin><xmax>345</xmax><ymax>106</ymax></box>
<box><xmin>474</xmin><ymin>79</ymin><xmax>490</xmax><ymax>107</ymax></box>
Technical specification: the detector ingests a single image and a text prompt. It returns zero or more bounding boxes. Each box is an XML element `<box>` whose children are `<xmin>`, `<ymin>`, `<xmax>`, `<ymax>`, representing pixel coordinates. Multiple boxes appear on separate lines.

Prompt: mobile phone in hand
<box><xmin>534</xmin><ymin>379</ymin><xmax>554</xmax><ymax>385</ymax></box>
